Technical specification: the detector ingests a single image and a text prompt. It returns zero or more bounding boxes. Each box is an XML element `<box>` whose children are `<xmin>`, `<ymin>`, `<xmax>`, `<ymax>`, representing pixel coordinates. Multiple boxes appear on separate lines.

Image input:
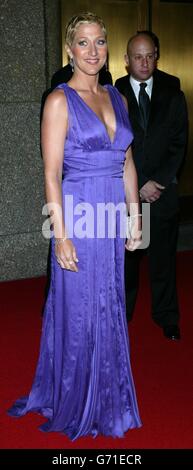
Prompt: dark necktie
<box><xmin>138</xmin><ymin>82</ymin><xmax>150</xmax><ymax>129</ymax></box>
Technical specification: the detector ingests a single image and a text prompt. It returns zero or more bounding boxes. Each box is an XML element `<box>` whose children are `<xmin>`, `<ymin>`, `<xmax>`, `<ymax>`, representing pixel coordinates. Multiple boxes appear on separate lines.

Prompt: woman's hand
<box><xmin>125</xmin><ymin>237</ymin><xmax>141</xmax><ymax>251</ymax></box>
<box><xmin>55</xmin><ymin>239</ymin><xmax>79</xmax><ymax>272</ymax></box>
<box><xmin>125</xmin><ymin>215</ymin><xmax>142</xmax><ymax>251</ymax></box>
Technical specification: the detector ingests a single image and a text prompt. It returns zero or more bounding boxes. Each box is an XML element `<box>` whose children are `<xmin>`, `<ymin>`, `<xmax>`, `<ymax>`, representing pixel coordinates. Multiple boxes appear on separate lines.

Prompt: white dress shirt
<box><xmin>129</xmin><ymin>75</ymin><xmax>153</xmax><ymax>102</ymax></box>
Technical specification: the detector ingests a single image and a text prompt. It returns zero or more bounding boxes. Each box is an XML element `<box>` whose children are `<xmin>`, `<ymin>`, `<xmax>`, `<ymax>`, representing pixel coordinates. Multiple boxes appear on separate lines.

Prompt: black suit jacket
<box><xmin>153</xmin><ymin>68</ymin><xmax>180</xmax><ymax>89</ymax></box>
<box><xmin>115</xmin><ymin>72</ymin><xmax>188</xmax><ymax>216</ymax></box>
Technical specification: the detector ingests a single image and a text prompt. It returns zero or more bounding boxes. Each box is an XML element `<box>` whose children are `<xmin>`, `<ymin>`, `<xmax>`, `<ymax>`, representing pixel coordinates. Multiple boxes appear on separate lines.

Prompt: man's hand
<box><xmin>140</xmin><ymin>180</ymin><xmax>165</xmax><ymax>202</ymax></box>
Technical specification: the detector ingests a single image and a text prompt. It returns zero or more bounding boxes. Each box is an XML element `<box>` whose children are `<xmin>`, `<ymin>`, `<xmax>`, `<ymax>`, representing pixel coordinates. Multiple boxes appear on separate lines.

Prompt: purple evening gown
<box><xmin>8</xmin><ymin>84</ymin><xmax>141</xmax><ymax>440</ymax></box>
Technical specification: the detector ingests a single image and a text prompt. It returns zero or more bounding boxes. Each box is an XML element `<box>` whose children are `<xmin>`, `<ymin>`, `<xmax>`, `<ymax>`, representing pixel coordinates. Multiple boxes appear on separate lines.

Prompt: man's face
<box><xmin>66</xmin><ymin>23</ymin><xmax>107</xmax><ymax>77</ymax></box>
<box><xmin>126</xmin><ymin>36</ymin><xmax>156</xmax><ymax>81</ymax></box>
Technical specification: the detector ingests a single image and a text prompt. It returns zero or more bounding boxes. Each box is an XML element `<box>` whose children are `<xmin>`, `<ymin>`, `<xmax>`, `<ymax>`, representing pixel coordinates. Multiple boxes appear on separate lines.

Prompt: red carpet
<box><xmin>0</xmin><ymin>251</ymin><xmax>193</xmax><ymax>449</ymax></box>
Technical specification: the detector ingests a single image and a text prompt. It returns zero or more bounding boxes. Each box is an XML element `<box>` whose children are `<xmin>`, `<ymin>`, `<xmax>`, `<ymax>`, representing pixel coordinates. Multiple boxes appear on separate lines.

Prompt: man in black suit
<box><xmin>115</xmin><ymin>32</ymin><xmax>188</xmax><ymax>340</ymax></box>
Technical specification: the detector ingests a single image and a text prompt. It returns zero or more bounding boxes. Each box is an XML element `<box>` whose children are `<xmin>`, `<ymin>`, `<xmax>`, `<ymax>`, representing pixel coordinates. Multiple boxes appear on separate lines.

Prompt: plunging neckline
<box><xmin>65</xmin><ymin>83</ymin><xmax>117</xmax><ymax>145</ymax></box>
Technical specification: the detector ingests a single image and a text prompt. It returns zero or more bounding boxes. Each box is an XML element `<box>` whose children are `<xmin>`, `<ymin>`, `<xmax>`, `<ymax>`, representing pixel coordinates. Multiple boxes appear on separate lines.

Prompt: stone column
<box><xmin>0</xmin><ymin>0</ymin><xmax>61</xmax><ymax>280</ymax></box>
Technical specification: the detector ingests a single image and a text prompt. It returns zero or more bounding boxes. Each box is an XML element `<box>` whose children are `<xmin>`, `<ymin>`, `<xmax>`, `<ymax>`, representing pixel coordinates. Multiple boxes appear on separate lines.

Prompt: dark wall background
<box><xmin>0</xmin><ymin>0</ymin><xmax>61</xmax><ymax>281</ymax></box>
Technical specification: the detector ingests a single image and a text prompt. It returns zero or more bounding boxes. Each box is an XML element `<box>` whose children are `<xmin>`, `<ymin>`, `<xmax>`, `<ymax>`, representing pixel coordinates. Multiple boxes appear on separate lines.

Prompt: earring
<box><xmin>70</xmin><ymin>57</ymin><xmax>74</xmax><ymax>72</ymax></box>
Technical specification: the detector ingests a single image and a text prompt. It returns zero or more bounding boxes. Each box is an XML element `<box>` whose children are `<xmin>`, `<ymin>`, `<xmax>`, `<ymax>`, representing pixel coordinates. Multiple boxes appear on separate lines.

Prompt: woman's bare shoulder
<box><xmin>44</xmin><ymin>88</ymin><xmax>67</xmax><ymax>111</ymax></box>
<box><xmin>42</xmin><ymin>88</ymin><xmax>68</xmax><ymax>123</ymax></box>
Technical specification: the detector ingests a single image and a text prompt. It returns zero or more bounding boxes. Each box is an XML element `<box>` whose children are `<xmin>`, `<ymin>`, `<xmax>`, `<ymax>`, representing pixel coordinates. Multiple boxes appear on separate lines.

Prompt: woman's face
<box><xmin>67</xmin><ymin>22</ymin><xmax>107</xmax><ymax>76</ymax></box>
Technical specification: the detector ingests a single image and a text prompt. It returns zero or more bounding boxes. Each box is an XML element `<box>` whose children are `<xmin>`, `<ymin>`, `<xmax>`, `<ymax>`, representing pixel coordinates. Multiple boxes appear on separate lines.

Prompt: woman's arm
<box><xmin>123</xmin><ymin>146</ymin><xmax>142</xmax><ymax>251</ymax></box>
<box><xmin>41</xmin><ymin>89</ymin><xmax>78</xmax><ymax>271</ymax></box>
<box><xmin>120</xmin><ymin>93</ymin><xmax>142</xmax><ymax>250</ymax></box>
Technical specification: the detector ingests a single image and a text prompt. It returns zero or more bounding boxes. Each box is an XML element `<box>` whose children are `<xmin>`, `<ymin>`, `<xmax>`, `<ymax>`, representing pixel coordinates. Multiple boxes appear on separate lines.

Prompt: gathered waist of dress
<box><xmin>63</xmin><ymin>149</ymin><xmax>125</xmax><ymax>179</ymax></box>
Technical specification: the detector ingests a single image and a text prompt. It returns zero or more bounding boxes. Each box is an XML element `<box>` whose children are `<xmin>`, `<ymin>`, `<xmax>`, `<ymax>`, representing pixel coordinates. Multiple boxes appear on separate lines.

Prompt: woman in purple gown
<box><xmin>8</xmin><ymin>12</ymin><xmax>142</xmax><ymax>440</ymax></box>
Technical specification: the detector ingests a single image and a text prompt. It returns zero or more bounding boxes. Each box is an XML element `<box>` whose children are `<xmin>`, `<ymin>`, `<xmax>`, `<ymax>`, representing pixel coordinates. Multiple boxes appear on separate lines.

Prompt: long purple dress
<box><xmin>8</xmin><ymin>84</ymin><xmax>141</xmax><ymax>440</ymax></box>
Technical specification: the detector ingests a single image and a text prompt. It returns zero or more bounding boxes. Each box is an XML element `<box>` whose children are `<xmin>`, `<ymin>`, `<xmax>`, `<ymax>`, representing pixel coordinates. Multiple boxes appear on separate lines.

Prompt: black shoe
<box><xmin>163</xmin><ymin>325</ymin><xmax>181</xmax><ymax>340</ymax></box>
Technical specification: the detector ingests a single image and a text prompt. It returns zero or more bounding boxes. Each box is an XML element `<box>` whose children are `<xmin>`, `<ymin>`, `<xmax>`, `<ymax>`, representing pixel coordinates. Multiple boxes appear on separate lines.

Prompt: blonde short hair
<box><xmin>65</xmin><ymin>11</ymin><xmax>107</xmax><ymax>46</ymax></box>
